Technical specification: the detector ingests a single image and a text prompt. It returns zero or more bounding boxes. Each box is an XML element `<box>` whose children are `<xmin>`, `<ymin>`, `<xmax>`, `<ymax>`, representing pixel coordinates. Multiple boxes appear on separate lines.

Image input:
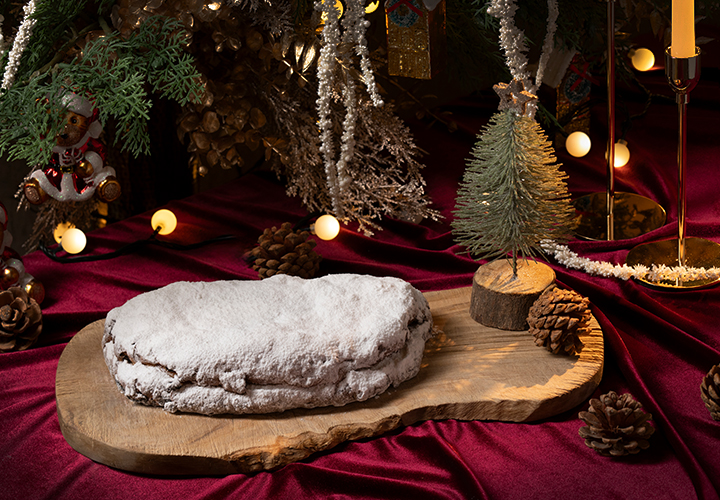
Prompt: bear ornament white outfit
<box><xmin>23</xmin><ymin>92</ymin><xmax>121</xmax><ymax>205</ymax></box>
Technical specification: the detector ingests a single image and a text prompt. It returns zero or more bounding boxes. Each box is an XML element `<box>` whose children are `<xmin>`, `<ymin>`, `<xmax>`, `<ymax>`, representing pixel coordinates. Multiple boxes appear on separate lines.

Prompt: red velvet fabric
<box><xmin>2</xmin><ymin>72</ymin><xmax>720</xmax><ymax>499</ymax></box>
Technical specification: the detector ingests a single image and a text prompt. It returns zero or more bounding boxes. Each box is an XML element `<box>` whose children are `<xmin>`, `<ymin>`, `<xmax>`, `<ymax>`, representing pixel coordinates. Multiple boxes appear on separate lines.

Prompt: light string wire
<box><xmin>541</xmin><ymin>240</ymin><xmax>720</xmax><ymax>283</ymax></box>
<box><xmin>1</xmin><ymin>0</ymin><xmax>37</xmax><ymax>91</ymax></box>
<box><xmin>315</xmin><ymin>0</ymin><xmax>383</xmax><ymax>219</ymax></box>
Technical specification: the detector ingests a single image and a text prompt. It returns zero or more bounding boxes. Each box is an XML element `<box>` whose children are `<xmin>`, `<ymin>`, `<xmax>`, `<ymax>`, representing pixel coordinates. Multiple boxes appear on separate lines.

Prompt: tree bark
<box><xmin>470</xmin><ymin>259</ymin><xmax>555</xmax><ymax>330</ymax></box>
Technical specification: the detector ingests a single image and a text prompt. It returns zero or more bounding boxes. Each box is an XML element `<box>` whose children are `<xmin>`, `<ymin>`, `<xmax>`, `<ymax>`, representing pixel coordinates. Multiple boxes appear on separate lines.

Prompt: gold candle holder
<box><xmin>573</xmin><ymin>0</ymin><xmax>665</xmax><ymax>241</ymax></box>
<box><xmin>626</xmin><ymin>47</ymin><xmax>720</xmax><ymax>289</ymax></box>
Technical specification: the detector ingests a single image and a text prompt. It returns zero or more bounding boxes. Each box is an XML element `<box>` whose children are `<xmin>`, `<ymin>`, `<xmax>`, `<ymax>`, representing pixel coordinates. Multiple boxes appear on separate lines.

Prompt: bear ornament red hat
<box><xmin>23</xmin><ymin>91</ymin><xmax>121</xmax><ymax>205</ymax></box>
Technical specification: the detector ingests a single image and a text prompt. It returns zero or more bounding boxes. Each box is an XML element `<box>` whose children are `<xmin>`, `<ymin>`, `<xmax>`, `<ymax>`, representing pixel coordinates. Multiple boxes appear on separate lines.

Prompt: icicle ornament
<box><xmin>487</xmin><ymin>0</ymin><xmax>558</xmax><ymax>118</ymax></box>
<box><xmin>315</xmin><ymin>0</ymin><xmax>384</xmax><ymax>218</ymax></box>
<box><xmin>1</xmin><ymin>0</ymin><xmax>37</xmax><ymax>91</ymax></box>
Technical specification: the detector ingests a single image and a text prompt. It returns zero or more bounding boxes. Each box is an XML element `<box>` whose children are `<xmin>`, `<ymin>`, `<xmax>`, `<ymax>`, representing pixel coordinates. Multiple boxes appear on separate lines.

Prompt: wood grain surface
<box><xmin>470</xmin><ymin>259</ymin><xmax>556</xmax><ymax>330</ymax></box>
<box><xmin>55</xmin><ymin>286</ymin><xmax>604</xmax><ymax>475</ymax></box>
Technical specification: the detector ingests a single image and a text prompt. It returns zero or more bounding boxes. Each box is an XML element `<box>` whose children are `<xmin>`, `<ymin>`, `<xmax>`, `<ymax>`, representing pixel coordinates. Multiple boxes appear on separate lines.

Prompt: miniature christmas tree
<box><xmin>452</xmin><ymin>91</ymin><xmax>576</xmax><ymax>277</ymax></box>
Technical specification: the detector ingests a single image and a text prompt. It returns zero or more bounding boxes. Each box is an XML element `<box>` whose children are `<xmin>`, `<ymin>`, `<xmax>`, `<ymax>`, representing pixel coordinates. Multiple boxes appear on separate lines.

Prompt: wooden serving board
<box><xmin>56</xmin><ymin>286</ymin><xmax>603</xmax><ymax>475</ymax></box>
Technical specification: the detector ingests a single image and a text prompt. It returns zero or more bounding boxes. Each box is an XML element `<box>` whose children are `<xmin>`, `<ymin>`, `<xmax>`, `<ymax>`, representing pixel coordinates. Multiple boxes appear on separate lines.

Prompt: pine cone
<box><xmin>700</xmin><ymin>364</ymin><xmax>720</xmax><ymax>421</ymax></box>
<box><xmin>578</xmin><ymin>391</ymin><xmax>655</xmax><ymax>457</ymax></box>
<box><xmin>248</xmin><ymin>222</ymin><xmax>322</xmax><ymax>279</ymax></box>
<box><xmin>0</xmin><ymin>287</ymin><xmax>43</xmax><ymax>352</ymax></box>
<box><xmin>527</xmin><ymin>286</ymin><xmax>591</xmax><ymax>355</ymax></box>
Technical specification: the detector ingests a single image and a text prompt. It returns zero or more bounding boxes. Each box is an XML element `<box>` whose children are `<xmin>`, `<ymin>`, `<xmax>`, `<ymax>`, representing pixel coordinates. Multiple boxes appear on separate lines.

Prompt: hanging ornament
<box><xmin>0</xmin><ymin>203</ymin><xmax>44</xmax><ymax>304</ymax></box>
<box><xmin>385</xmin><ymin>0</ymin><xmax>447</xmax><ymax>80</ymax></box>
<box><xmin>556</xmin><ymin>54</ymin><xmax>596</xmax><ymax>148</ymax></box>
<box><xmin>316</xmin><ymin>0</ymin><xmax>384</xmax><ymax>218</ymax></box>
<box><xmin>22</xmin><ymin>92</ymin><xmax>121</xmax><ymax>205</ymax></box>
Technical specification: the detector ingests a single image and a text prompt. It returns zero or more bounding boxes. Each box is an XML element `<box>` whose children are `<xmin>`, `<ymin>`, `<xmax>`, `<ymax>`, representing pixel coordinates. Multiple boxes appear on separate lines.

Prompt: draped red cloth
<box><xmin>1</xmin><ymin>71</ymin><xmax>719</xmax><ymax>500</ymax></box>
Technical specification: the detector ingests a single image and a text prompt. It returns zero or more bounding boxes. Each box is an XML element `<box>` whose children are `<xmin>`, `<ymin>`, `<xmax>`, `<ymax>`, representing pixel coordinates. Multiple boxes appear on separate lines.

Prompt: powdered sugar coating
<box><xmin>103</xmin><ymin>274</ymin><xmax>433</xmax><ymax>415</ymax></box>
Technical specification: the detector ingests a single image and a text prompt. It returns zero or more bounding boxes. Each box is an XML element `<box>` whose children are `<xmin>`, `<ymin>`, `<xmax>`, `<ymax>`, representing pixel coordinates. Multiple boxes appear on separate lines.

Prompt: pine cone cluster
<box><xmin>0</xmin><ymin>287</ymin><xmax>43</xmax><ymax>353</ymax></box>
<box><xmin>700</xmin><ymin>364</ymin><xmax>720</xmax><ymax>421</ymax></box>
<box><xmin>578</xmin><ymin>391</ymin><xmax>655</xmax><ymax>457</ymax></box>
<box><xmin>248</xmin><ymin>222</ymin><xmax>322</xmax><ymax>279</ymax></box>
<box><xmin>527</xmin><ymin>286</ymin><xmax>591</xmax><ymax>355</ymax></box>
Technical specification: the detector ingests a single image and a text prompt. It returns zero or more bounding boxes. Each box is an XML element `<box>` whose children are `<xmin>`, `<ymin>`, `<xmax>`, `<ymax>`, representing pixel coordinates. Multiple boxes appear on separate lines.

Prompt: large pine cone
<box><xmin>527</xmin><ymin>286</ymin><xmax>591</xmax><ymax>355</ymax></box>
<box><xmin>248</xmin><ymin>222</ymin><xmax>322</xmax><ymax>279</ymax></box>
<box><xmin>700</xmin><ymin>364</ymin><xmax>720</xmax><ymax>421</ymax></box>
<box><xmin>578</xmin><ymin>391</ymin><xmax>655</xmax><ymax>457</ymax></box>
<box><xmin>0</xmin><ymin>287</ymin><xmax>43</xmax><ymax>352</ymax></box>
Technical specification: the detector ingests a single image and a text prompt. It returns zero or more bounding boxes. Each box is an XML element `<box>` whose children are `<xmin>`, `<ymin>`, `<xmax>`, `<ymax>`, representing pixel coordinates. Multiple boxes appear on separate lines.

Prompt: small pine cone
<box><xmin>248</xmin><ymin>222</ymin><xmax>322</xmax><ymax>279</ymax></box>
<box><xmin>527</xmin><ymin>286</ymin><xmax>592</xmax><ymax>355</ymax></box>
<box><xmin>700</xmin><ymin>364</ymin><xmax>720</xmax><ymax>421</ymax></box>
<box><xmin>0</xmin><ymin>287</ymin><xmax>43</xmax><ymax>353</ymax></box>
<box><xmin>578</xmin><ymin>391</ymin><xmax>655</xmax><ymax>457</ymax></box>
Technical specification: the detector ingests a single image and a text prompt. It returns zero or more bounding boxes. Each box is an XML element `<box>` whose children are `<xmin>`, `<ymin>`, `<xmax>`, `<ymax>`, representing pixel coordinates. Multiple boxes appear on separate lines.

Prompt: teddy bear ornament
<box><xmin>23</xmin><ymin>92</ymin><xmax>121</xmax><ymax>205</ymax></box>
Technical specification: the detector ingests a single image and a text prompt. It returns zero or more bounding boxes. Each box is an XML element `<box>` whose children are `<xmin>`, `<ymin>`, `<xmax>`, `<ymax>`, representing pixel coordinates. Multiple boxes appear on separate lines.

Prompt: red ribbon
<box><xmin>568</xmin><ymin>62</ymin><xmax>600</xmax><ymax>91</ymax></box>
<box><xmin>387</xmin><ymin>0</ymin><xmax>423</xmax><ymax>17</ymax></box>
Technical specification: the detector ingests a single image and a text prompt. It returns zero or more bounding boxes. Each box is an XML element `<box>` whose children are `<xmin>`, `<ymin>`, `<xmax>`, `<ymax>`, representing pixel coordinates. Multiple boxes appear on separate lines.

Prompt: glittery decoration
<box><xmin>2</xmin><ymin>0</ymin><xmax>37</xmax><ymax>90</ymax></box>
<box><xmin>114</xmin><ymin>0</ymin><xmax>438</xmax><ymax>235</ymax></box>
<box><xmin>386</xmin><ymin>0</ymin><xmax>446</xmax><ymax>80</ymax></box>
<box><xmin>541</xmin><ymin>240</ymin><xmax>720</xmax><ymax>284</ymax></box>
<box><xmin>316</xmin><ymin>0</ymin><xmax>385</xmax><ymax>218</ymax></box>
<box><xmin>493</xmin><ymin>79</ymin><xmax>537</xmax><ymax>116</ymax></box>
<box><xmin>487</xmin><ymin>0</ymin><xmax>558</xmax><ymax>118</ymax></box>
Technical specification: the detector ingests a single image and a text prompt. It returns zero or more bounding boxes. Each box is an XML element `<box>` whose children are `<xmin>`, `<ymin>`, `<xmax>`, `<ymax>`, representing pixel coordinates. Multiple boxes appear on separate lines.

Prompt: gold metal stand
<box><xmin>626</xmin><ymin>47</ymin><xmax>720</xmax><ymax>289</ymax></box>
<box><xmin>573</xmin><ymin>0</ymin><xmax>665</xmax><ymax>241</ymax></box>
<box><xmin>574</xmin><ymin>192</ymin><xmax>666</xmax><ymax>241</ymax></box>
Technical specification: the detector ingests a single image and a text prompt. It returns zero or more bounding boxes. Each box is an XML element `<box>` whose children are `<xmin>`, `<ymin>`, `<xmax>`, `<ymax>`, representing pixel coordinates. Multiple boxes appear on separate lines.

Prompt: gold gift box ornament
<box><xmin>385</xmin><ymin>0</ymin><xmax>446</xmax><ymax>80</ymax></box>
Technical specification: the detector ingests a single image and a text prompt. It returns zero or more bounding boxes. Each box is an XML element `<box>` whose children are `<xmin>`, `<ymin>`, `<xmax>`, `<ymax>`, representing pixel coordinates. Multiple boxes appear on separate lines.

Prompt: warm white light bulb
<box><xmin>61</xmin><ymin>228</ymin><xmax>87</xmax><ymax>254</ymax></box>
<box><xmin>53</xmin><ymin>222</ymin><xmax>75</xmax><ymax>244</ymax></box>
<box><xmin>313</xmin><ymin>214</ymin><xmax>340</xmax><ymax>241</ymax></box>
<box><xmin>630</xmin><ymin>48</ymin><xmax>655</xmax><ymax>72</ymax></box>
<box><xmin>605</xmin><ymin>140</ymin><xmax>631</xmax><ymax>168</ymax></box>
<box><xmin>566</xmin><ymin>131</ymin><xmax>592</xmax><ymax>158</ymax></box>
<box><xmin>151</xmin><ymin>209</ymin><xmax>177</xmax><ymax>235</ymax></box>
<box><xmin>365</xmin><ymin>0</ymin><xmax>379</xmax><ymax>13</ymax></box>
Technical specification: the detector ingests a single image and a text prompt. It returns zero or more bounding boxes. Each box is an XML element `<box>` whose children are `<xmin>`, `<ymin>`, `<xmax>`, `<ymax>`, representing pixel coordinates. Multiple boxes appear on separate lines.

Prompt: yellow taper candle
<box><xmin>672</xmin><ymin>0</ymin><xmax>695</xmax><ymax>58</ymax></box>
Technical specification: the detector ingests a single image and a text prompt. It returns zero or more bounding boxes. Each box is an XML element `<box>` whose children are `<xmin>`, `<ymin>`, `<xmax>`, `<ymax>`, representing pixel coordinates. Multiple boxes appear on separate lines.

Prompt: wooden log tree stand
<box><xmin>470</xmin><ymin>258</ymin><xmax>555</xmax><ymax>330</ymax></box>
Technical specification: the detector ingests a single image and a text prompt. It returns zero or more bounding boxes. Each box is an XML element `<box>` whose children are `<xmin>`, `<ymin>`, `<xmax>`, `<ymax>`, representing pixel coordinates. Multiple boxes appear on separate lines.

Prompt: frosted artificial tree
<box><xmin>452</xmin><ymin>0</ymin><xmax>576</xmax><ymax>330</ymax></box>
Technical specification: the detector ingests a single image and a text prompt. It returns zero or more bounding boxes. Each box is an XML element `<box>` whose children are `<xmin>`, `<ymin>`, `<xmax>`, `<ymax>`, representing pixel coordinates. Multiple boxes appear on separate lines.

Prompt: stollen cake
<box><xmin>102</xmin><ymin>274</ymin><xmax>433</xmax><ymax>415</ymax></box>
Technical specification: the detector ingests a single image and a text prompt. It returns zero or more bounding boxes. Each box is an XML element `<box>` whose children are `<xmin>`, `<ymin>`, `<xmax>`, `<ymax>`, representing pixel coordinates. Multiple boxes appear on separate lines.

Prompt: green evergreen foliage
<box><xmin>0</xmin><ymin>13</ymin><xmax>202</xmax><ymax>165</ymax></box>
<box><xmin>452</xmin><ymin>109</ymin><xmax>576</xmax><ymax>275</ymax></box>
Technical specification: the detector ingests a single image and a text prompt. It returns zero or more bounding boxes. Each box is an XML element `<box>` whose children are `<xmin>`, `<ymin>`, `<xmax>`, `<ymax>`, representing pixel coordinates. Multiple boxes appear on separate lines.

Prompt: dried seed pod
<box><xmin>527</xmin><ymin>286</ymin><xmax>592</xmax><ymax>355</ymax></box>
<box><xmin>0</xmin><ymin>287</ymin><xmax>43</xmax><ymax>352</ymax></box>
<box><xmin>578</xmin><ymin>391</ymin><xmax>655</xmax><ymax>457</ymax></box>
<box><xmin>248</xmin><ymin>222</ymin><xmax>322</xmax><ymax>279</ymax></box>
<box><xmin>700</xmin><ymin>364</ymin><xmax>720</xmax><ymax>421</ymax></box>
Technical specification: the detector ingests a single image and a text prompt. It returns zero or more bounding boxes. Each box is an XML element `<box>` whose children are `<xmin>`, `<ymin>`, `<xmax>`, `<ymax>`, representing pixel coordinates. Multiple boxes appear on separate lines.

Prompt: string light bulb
<box><xmin>630</xmin><ymin>48</ymin><xmax>655</xmax><ymax>72</ymax></box>
<box><xmin>312</xmin><ymin>214</ymin><xmax>340</xmax><ymax>240</ymax></box>
<box><xmin>365</xmin><ymin>0</ymin><xmax>379</xmax><ymax>13</ymax></box>
<box><xmin>566</xmin><ymin>131</ymin><xmax>592</xmax><ymax>158</ymax></box>
<box><xmin>606</xmin><ymin>140</ymin><xmax>631</xmax><ymax>168</ymax></box>
<box><xmin>60</xmin><ymin>228</ymin><xmax>87</xmax><ymax>254</ymax></box>
<box><xmin>151</xmin><ymin>209</ymin><xmax>177</xmax><ymax>235</ymax></box>
<box><xmin>53</xmin><ymin>222</ymin><xmax>76</xmax><ymax>244</ymax></box>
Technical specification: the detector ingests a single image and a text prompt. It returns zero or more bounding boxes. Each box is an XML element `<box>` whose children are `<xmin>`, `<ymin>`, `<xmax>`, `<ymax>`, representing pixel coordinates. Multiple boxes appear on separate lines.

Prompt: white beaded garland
<box><xmin>541</xmin><ymin>240</ymin><xmax>720</xmax><ymax>284</ymax></box>
<box><xmin>1</xmin><ymin>0</ymin><xmax>37</xmax><ymax>91</ymax></box>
